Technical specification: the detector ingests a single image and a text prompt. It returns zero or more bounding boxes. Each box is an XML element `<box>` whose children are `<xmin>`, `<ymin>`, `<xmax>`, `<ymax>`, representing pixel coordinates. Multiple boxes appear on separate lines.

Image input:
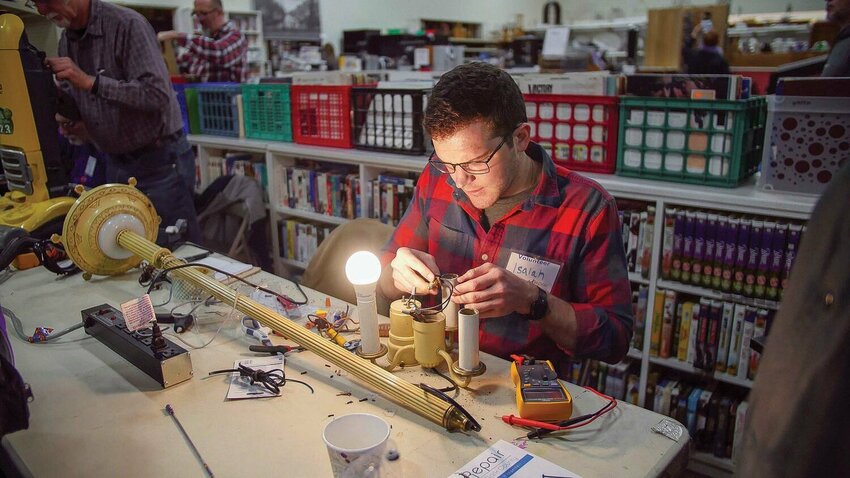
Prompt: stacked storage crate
<box><xmin>515</xmin><ymin>72</ymin><xmax>621</xmax><ymax>173</ymax></box>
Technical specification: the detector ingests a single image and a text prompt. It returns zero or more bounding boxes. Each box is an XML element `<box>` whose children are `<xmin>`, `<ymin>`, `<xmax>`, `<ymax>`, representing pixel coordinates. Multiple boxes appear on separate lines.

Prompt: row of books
<box><xmin>566</xmin><ymin>360</ymin><xmax>639</xmax><ymax>406</ymax></box>
<box><xmin>203</xmin><ymin>154</ymin><xmax>268</xmax><ymax>190</ymax></box>
<box><xmin>618</xmin><ymin>202</ymin><xmax>654</xmax><ymax>277</ymax></box>
<box><xmin>641</xmin><ymin>288</ymin><xmax>773</xmax><ymax>380</ymax></box>
<box><xmin>646</xmin><ymin>374</ymin><xmax>748</xmax><ymax>461</ymax></box>
<box><xmin>370</xmin><ymin>173</ymin><xmax>417</xmax><ymax>226</ymax></box>
<box><xmin>660</xmin><ymin>208</ymin><xmax>805</xmax><ymax>301</ymax></box>
<box><xmin>276</xmin><ymin>165</ymin><xmax>362</xmax><ymax>219</ymax></box>
<box><xmin>277</xmin><ymin>219</ymin><xmax>335</xmax><ymax>264</ymax></box>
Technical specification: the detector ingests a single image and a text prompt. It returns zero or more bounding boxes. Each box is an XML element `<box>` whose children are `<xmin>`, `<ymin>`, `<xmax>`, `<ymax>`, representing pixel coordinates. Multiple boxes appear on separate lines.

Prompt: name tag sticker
<box><xmin>85</xmin><ymin>155</ymin><xmax>97</xmax><ymax>177</ymax></box>
<box><xmin>505</xmin><ymin>251</ymin><xmax>562</xmax><ymax>293</ymax></box>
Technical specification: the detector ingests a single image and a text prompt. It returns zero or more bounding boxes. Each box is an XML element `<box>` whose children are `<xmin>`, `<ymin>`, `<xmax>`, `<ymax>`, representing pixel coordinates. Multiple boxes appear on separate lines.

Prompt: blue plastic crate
<box><xmin>196</xmin><ymin>83</ymin><xmax>242</xmax><ymax>137</ymax></box>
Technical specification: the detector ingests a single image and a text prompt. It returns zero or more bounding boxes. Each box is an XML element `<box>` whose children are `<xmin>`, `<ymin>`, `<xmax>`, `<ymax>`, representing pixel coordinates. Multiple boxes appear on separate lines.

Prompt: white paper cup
<box><xmin>323</xmin><ymin>413</ymin><xmax>390</xmax><ymax>477</ymax></box>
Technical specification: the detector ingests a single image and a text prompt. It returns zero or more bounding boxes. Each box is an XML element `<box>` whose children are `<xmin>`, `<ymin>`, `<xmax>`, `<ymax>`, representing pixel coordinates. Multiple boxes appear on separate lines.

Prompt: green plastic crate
<box><xmin>185</xmin><ymin>88</ymin><xmax>200</xmax><ymax>135</ymax></box>
<box><xmin>242</xmin><ymin>83</ymin><xmax>292</xmax><ymax>142</ymax></box>
<box><xmin>616</xmin><ymin>96</ymin><xmax>766</xmax><ymax>187</ymax></box>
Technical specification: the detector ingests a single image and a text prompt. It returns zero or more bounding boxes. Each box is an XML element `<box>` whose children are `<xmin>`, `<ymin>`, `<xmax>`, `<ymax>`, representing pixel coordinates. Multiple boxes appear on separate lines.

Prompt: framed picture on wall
<box><xmin>254</xmin><ymin>0</ymin><xmax>321</xmax><ymax>41</ymax></box>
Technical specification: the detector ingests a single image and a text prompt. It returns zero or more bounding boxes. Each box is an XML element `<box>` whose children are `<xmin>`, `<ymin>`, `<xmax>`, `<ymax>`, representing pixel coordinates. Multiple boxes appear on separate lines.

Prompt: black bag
<box><xmin>0</xmin><ymin>309</ymin><xmax>32</xmax><ymax>436</ymax></box>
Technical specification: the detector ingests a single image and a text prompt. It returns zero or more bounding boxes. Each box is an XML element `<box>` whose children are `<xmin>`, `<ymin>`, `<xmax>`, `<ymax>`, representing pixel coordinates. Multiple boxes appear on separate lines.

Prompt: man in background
<box><xmin>686</xmin><ymin>31</ymin><xmax>730</xmax><ymax>75</ymax></box>
<box><xmin>157</xmin><ymin>0</ymin><xmax>248</xmax><ymax>83</ymax></box>
<box><xmin>823</xmin><ymin>0</ymin><xmax>850</xmax><ymax>76</ymax></box>
<box><xmin>35</xmin><ymin>0</ymin><xmax>201</xmax><ymax>245</ymax></box>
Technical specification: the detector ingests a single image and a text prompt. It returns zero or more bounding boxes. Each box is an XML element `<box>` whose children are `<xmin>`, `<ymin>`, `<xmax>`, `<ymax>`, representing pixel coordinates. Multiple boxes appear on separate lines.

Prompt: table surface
<box><xmin>1</xmin><ymin>258</ymin><xmax>688</xmax><ymax>478</ymax></box>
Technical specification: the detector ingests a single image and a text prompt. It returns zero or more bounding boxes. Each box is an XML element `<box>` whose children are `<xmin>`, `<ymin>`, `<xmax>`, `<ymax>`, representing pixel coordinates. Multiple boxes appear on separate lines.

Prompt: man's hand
<box><xmin>389</xmin><ymin>247</ymin><xmax>441</xmax><ymax>296</ymax></box>
<box><xmin>45</xmin><ymin>57</ymin><xmax>94</xmax><ymax>92</ymax></box>
<box><xmin>157</xmin><ymin>30</ymin><xmax>183</xmax><ymax>42</ymax></box>
<box><xmin>452</xmin><ymin>262</ymin><xmax>538</xmax><ymax>318</ymax></box>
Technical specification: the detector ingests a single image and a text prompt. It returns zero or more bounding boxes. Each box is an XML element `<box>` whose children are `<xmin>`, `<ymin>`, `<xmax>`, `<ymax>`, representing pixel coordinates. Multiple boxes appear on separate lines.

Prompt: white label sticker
<box><xmin>121</xmin><ymin>294</ymin><xmax>155</xmax><ymax>332</ymax></box>
<box><xmin>84</xmin><ymin>155</ymin><xmax>97</xmax><ymax>177</ymax></box>
<box><xmin>505</xmin><ymin>252</ymin><xmax>561</xmax><ymax>293</ymax></box>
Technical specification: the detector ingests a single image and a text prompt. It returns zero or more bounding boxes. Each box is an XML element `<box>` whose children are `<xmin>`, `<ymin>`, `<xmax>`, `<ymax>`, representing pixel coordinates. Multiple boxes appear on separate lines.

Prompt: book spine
<box><xmin>712</xmin><ymin>215</ymin><xmax>728</xmax><ymax>289</ymax></box>
<box><xmin>649</xmin><ymin>290</ymin><xmax>665</xmax><ymax>357</ymax></box>
<box><xmin>715</xmin><ymin>301</ymin><xmax>734</xmax><ymax>373</ymax></box>
<box><xmin>732</xmin><ymin>218</ymin><xmax>751</xmax><ymax>294</ymax></box>
<box><xmin>691</xmin><ymin>212</ymin><xmax>707</xmax><ymax>285</ymax></box>
<box><xmin>702</xmin><ymin>214</ymin><xmax>718</xmax><ymax>287</ymax></box>
<box><xmin>766</xmin><ymin>223</ymin><xmax>787</xmax><ymax>301</ymax></box>
<box><xmin>736</xmin><ymin>307</ymin><xmax>756</xmax><ymax>379</ymax></box>
<box><xmin>781</xmin><ymin>224</ymin><xmax>803</xmax><ymax>298</ymax></box>
<box><xmin>725</xmin><ymin>304</ymin><xmax>746</xmax><ymax>376</ymax></box>
<box><xmin>672</xmin><ymin>210</ymin><xmax>686</xmax><ymax>280</ymax></box>
<box><xmin>681</xmin><ymin>211</ymin><xmax>697</xmax><ymax>283</ymax></box>
<box><xmin>705</xmin><ymin>300</ymin><xmax>722</xmax><ymax>372</ymax></box>
<box><xmin>677</xmin><ymin>301</ymin><xmax>693</xmax><ymax>362</ymax></box>
<box><xmin>748</xmin><ymin>309</ymin><xmax>769</xmax><ymax>380</ymax></box>
<box><xmin>660</xmin><ymin>291</ymin><xmax>677</xmax><ymax>358</ymax></box>
<box><xmin>686</xmin><ymin>303</ymin><xmax>700</xmax><ymax>365</ymax></box>
<box><xmin>694</xmin><ymin>298</ymin><xmax>711</xmax><ymax>369</ymax></box>
<box><xmin>743</xmin><ymin>220</ymin><xmax>763</xmax><ymax>297</ymax></box>
<box><xmin>661</xmin><ymin>208</ymin><xmax>676</xmax><ymax>279</ymax></box>
<box><xmin>754</xmin><ymin>221</ymin><xmax>775</xmax><ymax>299</ymax></box>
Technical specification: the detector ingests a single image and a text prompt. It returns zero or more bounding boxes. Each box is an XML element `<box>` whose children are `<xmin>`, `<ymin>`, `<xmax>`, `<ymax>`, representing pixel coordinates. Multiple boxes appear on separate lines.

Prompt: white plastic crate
<box><xmin>759</xmin><ymin>95</ymin><xmax>850</xmax><ymax>195</ymax></box>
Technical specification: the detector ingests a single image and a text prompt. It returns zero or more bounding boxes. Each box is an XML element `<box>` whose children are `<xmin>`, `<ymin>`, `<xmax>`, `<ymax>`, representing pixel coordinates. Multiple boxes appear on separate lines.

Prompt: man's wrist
<box><xmin>86</xmin><ymin>74</ymin><xmax>97</xmax><ymax>93</ymax></box>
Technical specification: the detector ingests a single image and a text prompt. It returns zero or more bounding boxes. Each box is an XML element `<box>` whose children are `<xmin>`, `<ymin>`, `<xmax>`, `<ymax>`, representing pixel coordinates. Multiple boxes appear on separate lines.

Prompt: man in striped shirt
<box><xmin>158</xmin><ymin>0</ymin><xmax>248</xmax><ymax>83</ymax></box>
<box><xmin>379</xmin><ymin>63</ymin><xmax>633</xmax><ymax>376</ymax></box>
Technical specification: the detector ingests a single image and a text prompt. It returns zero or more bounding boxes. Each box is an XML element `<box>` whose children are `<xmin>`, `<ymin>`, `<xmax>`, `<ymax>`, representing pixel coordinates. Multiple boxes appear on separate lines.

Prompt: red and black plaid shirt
<box><xmin>176</xmin><ymin>21</ymin><xmax>247</xmax><ymax>83</ymax></box>
<box><xmin>381</xmin><ymin>142</ymin><xmax>633</xmax><ymax>376</ymax></box>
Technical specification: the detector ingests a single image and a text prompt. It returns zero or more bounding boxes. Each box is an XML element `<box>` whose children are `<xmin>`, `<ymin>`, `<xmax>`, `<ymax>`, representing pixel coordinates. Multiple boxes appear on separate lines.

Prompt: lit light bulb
<box><xmin>345</xmin><ymin>251</ymin><xmax>382</xmax><ymax>355</ymax></box>
<box><xmin>345</xmin><ymin>251</ymin><xmax>382</xmax><ymax>285</ymax></box>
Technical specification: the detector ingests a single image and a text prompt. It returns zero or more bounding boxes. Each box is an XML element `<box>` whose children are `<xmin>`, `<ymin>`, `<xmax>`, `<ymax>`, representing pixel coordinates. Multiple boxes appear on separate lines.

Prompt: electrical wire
<box><xmin>2</xmin><ymin>306</ymin><xmax>86</xmax><ymax>344</ymax></box>
<box><xmin>520</xmin><ymin>386</ymin><xmax>619</xmax><ymax>440</ymax></box>
<box><xmin>145</xmin><ymin>262</ymin><xmax>309</xmax><ymax>306</ymax></box>
<box><xmin>164</xmin><ymin>291</ymin><xmax>241</xmax><ymax>350</ymax></box>
<box><xmin>208</xmin><ymin>364</ymin><xmax>314</xmax><ymax>394</ymax></box>
<box><xmin>426</xmin><ymin>367</ymin><xmax>458</xmax><ymax>393</ymax></box>
<box><xmin>405</xmin><ymin>274</ymin><xmax>455</xmax><ymax>319</ymax></box>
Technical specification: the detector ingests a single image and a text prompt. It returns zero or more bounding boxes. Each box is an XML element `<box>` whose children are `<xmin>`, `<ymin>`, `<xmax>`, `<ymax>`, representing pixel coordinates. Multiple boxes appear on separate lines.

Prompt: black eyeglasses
<box><xmin>192</xmin><ymin>9</ymin><xmax>218</xmax><ymax>17</ymax></box>
<box><xmin>429</xmin><ymin>137</ymin><xmax>507</xmax><ymax>175</ymax></box>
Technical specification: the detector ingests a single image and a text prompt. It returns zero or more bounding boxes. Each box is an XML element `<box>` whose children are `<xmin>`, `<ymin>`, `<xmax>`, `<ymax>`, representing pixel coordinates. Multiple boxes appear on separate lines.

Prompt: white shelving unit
<box><xmin>188</xmin><ymin>134</ymin><xmax>817</xmax><ymax>475</ymax></box>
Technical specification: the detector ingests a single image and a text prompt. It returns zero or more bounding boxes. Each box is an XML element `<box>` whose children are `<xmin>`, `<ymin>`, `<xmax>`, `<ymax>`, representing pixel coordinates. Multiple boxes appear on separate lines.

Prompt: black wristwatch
<box><xmin>527</xmin><ymin>286</ymin><xmax>548</xmax><ymax>321</ymax></box>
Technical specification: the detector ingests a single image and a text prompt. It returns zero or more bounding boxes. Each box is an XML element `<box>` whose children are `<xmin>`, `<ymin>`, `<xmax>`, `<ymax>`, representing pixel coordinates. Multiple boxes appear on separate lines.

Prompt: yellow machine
<box><xmin>0</xmin><ymin>14</ymin><xmax>74</xmax><ymax>235</ymax></box>
<box><xmin>510</xmin><ymin>356</ymin><xmax>573</xmax><ymax>421</ymax></box>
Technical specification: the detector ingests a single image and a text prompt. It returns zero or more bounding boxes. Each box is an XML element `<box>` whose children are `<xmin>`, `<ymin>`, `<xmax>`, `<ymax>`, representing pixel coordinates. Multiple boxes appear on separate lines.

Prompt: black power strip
<box><xmin>81</xmin><ymin>304</ymin><xmax>193</xmax><ymax>388</ymax></box>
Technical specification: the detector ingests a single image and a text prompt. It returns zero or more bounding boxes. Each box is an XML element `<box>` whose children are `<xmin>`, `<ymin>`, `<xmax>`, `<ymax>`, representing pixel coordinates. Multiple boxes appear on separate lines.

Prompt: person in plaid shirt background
<box><xmin>158</xmin><ymin>0</ymin><xmax>247</xmax><ymax>83</ymax></box>
<box><xmin>379</xmin><ymin>63</ymin><xmax>633</xmax><ymax>377</ymax></box>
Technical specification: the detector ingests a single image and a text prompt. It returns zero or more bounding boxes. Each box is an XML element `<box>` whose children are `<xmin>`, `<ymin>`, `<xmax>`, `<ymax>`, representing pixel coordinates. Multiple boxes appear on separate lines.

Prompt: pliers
<box><xmin>249</xmin><ymin>344</ymin><xmax>306</xmax><ymax>355</ymax></box>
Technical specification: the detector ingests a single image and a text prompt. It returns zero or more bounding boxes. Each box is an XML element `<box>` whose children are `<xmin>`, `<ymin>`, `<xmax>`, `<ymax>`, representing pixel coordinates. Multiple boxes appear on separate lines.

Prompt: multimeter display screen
<box><xmin>522</xmin><ymin>388</ymin><xmax>567</xmax><ymax>402</ymax></box>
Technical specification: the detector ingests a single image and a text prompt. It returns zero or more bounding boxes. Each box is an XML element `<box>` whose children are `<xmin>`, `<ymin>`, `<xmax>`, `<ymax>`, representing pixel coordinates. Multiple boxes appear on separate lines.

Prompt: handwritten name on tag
<box><xmin>505</xmin><ymin>252</ymin><xmax>561</xmax><ymax>293</ymax></box>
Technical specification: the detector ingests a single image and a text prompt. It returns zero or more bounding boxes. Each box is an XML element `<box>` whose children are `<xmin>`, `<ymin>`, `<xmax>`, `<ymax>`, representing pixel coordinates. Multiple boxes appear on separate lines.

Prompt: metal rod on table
<box><xmin>165</xmin><ymin>404</ymin><xmax>214</xmax><ymax>478</ymax></box>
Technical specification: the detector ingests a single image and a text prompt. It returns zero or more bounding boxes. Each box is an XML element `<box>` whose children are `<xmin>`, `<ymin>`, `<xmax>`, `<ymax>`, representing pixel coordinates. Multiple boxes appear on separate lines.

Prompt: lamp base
<box><xmin>451</xmin><ymin>360</ymin><xmax>487</xmax><ymax>378</ymax></box>
<box><xmin>356</xmin><ymin>343</ymin><xmax>388</xmax><ymax>361</ymax></box>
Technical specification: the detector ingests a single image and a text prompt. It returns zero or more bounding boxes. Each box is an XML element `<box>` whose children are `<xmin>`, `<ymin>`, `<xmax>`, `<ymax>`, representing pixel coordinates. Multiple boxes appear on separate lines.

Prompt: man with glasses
<box><xmin>157</xmin><ymin>0</ymin><xmax>247</xmax><ymax>83</ymax></box>
<box><xmin>379</xmin><ymin>63</ymin><xmax>633</xmax><ymax>375</ymax></box>
<box><xmin>34</xmin><ymin>0</ymin><xmax>201</xmax><ymax>245</ymax></box>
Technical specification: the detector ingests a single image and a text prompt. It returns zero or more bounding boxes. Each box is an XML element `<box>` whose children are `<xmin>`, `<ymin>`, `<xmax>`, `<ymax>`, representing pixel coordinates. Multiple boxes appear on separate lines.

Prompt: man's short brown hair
<box><xmin>424</xmin><ymin>62</ymin><xmax>527</xmax><ymax>142</ymax></box>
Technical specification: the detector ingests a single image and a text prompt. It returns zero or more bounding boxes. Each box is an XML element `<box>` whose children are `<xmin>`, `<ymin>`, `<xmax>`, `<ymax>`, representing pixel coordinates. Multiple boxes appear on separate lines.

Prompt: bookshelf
<box><xmin>188</xmin><ymin>134</ymin><xmax>817</xmax><ymax>475</ymax></box>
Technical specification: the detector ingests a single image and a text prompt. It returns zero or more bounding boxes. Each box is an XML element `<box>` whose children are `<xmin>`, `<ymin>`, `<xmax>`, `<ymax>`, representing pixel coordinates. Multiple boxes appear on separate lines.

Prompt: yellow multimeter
<box><xmin>510</xmin><ymin>356</ymin><xmax>573</xmax><ymax>421</ymax></box>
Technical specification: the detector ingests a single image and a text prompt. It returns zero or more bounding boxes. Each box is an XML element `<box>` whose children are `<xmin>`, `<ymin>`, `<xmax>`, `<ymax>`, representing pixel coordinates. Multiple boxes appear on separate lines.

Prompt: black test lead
<box><xmin>165</xmin><ymin>404</ymin><xmax>215</xmax><ymax>478</ymax></box>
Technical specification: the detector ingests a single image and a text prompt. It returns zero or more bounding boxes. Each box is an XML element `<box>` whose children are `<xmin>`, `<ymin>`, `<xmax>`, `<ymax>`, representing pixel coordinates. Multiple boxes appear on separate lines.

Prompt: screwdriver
<box><xmin>165</xmin><ymin>404</ymin><xmax>214</xmax><ymax>477</ymax></box>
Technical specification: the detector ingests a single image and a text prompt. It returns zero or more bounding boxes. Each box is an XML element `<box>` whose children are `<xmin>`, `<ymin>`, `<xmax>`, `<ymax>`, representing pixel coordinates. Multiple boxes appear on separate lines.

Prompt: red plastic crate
<box><xmin>291</xmin><ymin>85</ymin><xmax>353</xmax><ymax>148</ymax></box>
<box><xmin>524</xmin><ymin>94</ymin><xmax>619</xmax><ymax>173</ymax></box>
